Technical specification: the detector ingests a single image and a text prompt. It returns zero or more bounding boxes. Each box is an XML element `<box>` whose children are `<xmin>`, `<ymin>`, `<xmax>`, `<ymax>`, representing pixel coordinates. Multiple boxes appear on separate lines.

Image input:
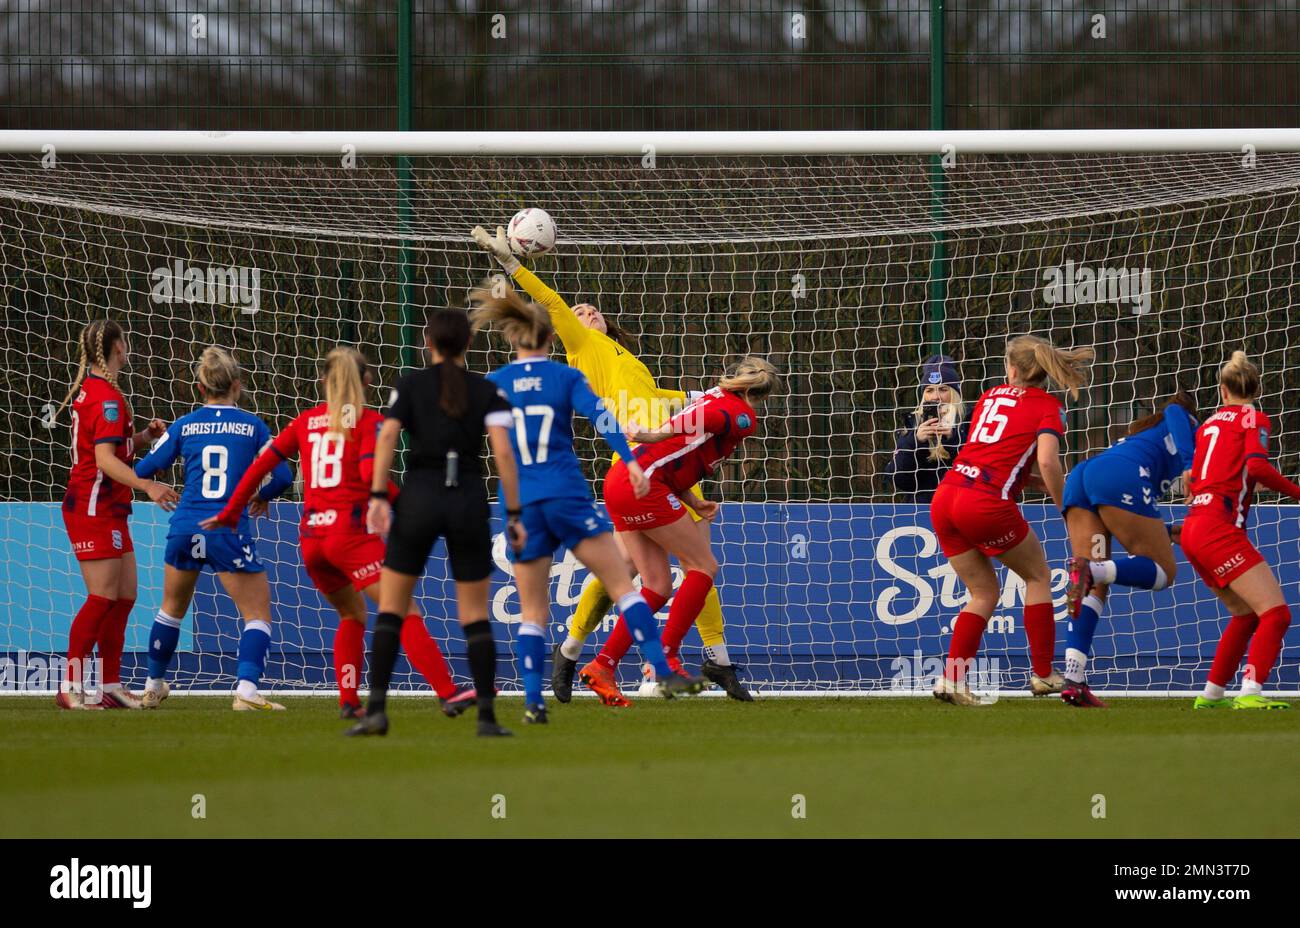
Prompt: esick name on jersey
<box><xmin>179</xmin><ymin>420</ymin><xmax>258</xmax><ymax>438</ymax></box>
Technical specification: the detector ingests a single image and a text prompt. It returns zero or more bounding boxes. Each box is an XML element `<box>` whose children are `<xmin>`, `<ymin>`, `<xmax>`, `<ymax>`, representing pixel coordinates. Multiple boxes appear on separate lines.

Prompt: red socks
<box><xmin>1244</xmin><ymin>605</ymin><xmax>1291</xmax><ymax>686</ymax></box>
<box><xmin>1208</xmin><ymin>613</ymin><xmax>1259</xmax><ymax>687</ymax></box>
<box><xmin>401</xmin><ymin>614</ymin><xmax>456</xmax><ymax>698</ymax></box>
<box><xmin>597</xmin><ymin>587</ymin><xmax>669</xmax><ymax>669</ymax></box>
<box><xmin>1023</xmin><ymin>602</ymin><xmax>1055</xmax><ymax>678</ymax></box>
<box><xmin>662</xmin><ymin>571</ymin><xmax>713</xmax><ymax>660</ymax></box>
<box><xmin>334</xmin><ymin>619</ymin><xmax>366</xmax><ymax>707</ymax></box>
<box><xmin>67</xmin><ymin>594</ymin><xmax>116</xmax><ymax>687</ymax></box>
<box><xmin>96</xmin><ymin>598</ymin><xmax>134</xmax><ymax>685</ymax></box>
<box><xmin>946</xmin><ymin>610</ymin><xmax>986</xmax><ymax>682</ymax></box>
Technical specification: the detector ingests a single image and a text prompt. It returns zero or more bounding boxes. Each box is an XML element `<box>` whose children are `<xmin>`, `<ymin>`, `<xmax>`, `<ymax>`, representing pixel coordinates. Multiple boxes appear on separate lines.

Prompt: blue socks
<box><xmin>516</xmin><ymin>622</ymin><xmax>546</xmax><ymax>706</ymax></box>
<box><xmin>616</xmin><ymin>592</ymin><xmax>672</xmax><ymax>678</ymax></box>
<box><xmin>147</xmin><ymin>611</ymin><xmax>182</xmax><ymax>681</ymax></box>
<box><xmin>236</xmin><ymin>620</ymin><xmax>272</xmax><ymax>685</ymax></box>
<box><xmin>1065</xmin><ymin>595</ymin><xmax>1104</xmax><ymax>683</ymax></box>
<box><xmin>1094</xmin><ymin>556</ymin><xmax>1168</xmax><ymax>591</ymax></box>
<box><xmin>1112</xmin><ymin>556</ymin><xmax>1164</xmax><ymax>590</ymax></box>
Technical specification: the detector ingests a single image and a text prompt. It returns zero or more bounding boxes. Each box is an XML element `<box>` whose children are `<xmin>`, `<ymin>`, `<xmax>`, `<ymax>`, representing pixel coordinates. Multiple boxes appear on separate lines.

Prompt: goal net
<box><xmin>2</xmin><ymin>130</ymin><xmax>1298</xmax><ymax>695</ymax></box>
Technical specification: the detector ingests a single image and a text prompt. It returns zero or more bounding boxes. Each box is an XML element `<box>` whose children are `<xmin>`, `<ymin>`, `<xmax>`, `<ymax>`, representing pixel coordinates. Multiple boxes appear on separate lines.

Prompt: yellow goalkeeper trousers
<box><xmin>568</xmin><ymin>576</ymin><xmax>725</xmax><ymax>647</ymax></box>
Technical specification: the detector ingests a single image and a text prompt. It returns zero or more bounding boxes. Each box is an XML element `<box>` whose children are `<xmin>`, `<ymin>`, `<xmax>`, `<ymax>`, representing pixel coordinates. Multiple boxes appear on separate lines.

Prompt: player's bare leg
<box><xmin>323</xmin><ymin>585</ymin><xmax>370</xmax><ymax>719</ymax></box>
<box><xmin>1061</xmin><ymin>509</ymin><xmax>1110</xmax><ymax>707</ymax></box>
<box><xmin>554</xmin><ymin>531</ymin><xmax>634</xmax><ymax>701</ymax></box>
<box><xmin>514</xmin><ymin>557</ymin><xmax>553</xmax><ymax>724</ymax></box>
<box><xmin>58</xmin><ymin>556</ymin><xmax>124</xmax><ymax>710</ymax></box>
<box><xmin>354</xmin><ymin>585</ymin><xmax>474</xmax><ymax>718</ymax></box>
<box><xmin>997</xmin><ymin>533</ymin><xmax>1062</xmax><ymax>695</ymax></box>
<box><xmin>691</xmin><ymin>515</ymin><xmax>750</xmax><ymax>700</ymax></box>
<box><xmin>934</xmin><ymin>548</ymin><xmax>998</xmax><ymax>707</ymax></box>
<box><xmin>217</xmin><ymin>570</ymin><xmax>284</xmax><ymax>711</ymax></box>
<box><xmin>141</xmin><ymin>564</ymin><xmax>201</xmax><ymax>709</ymax></box>
<box><xmin>1200</xmin><ymin>564</ymin><xmax>1291</xmax><ymax>709</ymax></box>
<box><xmin>577</xmin><ymin>531</ymin><xmax>705</xmax><ymax>700</ymax></box>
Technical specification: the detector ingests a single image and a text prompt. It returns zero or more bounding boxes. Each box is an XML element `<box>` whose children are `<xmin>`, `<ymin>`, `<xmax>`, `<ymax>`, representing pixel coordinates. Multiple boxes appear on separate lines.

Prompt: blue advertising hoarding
<box><xmin>2</xmin><ymin>501</ymin><xmax>1296</xmax><ymax>691</ymax></box>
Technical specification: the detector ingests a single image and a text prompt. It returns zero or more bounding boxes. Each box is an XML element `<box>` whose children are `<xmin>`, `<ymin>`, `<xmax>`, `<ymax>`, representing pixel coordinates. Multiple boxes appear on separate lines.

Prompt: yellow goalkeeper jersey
<box><xmin>511</xmin><ymin>266</ymin><xmax>685</xmax><ymax>439</ymax></box>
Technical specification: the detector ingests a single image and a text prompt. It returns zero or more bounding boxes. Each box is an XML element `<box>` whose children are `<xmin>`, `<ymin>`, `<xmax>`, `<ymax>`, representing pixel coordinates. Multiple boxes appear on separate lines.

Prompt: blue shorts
<box><xmin>1062</xmin><ymin>454</ymin><xmax>1161</xmax><ymax>520</ymax></box>
<box><xmin>510</xmin><ymin>497</ymin><xmax>612</xmax><ymax>563</ymax></box>
<box><xmin>164</xmin><ymin>530</ymin><xmax>265</xmax><ymax>573</ymax></box>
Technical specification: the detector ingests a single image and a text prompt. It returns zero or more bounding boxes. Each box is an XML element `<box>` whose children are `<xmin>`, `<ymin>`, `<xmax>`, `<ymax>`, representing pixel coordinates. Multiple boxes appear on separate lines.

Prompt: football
<box><xmin>507</xmin><ymin>207</ymin><xmax>557</xmax><ymax>257</ymax></box>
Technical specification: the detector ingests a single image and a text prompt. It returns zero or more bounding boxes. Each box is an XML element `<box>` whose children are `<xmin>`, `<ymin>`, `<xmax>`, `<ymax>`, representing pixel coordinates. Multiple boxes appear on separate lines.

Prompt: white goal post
<box><xmin>2</xmin><ymin>128</ymin><xmax>1299</xmax><ymax>697</ymax></box>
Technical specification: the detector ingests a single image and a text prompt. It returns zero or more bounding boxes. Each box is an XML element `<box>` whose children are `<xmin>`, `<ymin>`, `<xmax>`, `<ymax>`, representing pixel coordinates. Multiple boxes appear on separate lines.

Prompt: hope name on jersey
<box><xmin>487</xmin><ymin>357</ymin><xmax>633</xmax><ymax>505</ymax></box>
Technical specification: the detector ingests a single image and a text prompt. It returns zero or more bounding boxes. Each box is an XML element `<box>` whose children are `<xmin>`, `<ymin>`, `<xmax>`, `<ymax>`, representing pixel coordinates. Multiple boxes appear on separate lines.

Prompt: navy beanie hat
<box><xmin>919</xmin><ymin>354</ymin><xmax>961</xmax><ymax>391</ymax></box>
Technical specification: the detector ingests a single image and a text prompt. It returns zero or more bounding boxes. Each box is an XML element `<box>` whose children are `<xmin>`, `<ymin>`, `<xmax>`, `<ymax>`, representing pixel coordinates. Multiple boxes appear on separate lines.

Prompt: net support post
<box><xmin>926</xmin><ymin>0</ymin><xmax>948</xmax><ymax>359</ymax></box>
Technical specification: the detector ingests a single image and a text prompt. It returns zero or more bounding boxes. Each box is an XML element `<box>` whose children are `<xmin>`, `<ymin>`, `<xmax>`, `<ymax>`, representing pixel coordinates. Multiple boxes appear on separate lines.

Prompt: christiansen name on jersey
<box><xmin>134</xmin><ymin>404</ymin><xmax>292</xmax><ymax>537</ymax></box>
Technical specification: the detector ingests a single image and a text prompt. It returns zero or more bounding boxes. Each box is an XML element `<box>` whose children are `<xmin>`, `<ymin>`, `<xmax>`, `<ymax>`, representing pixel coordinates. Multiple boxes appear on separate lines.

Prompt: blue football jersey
<box><xmin>1102</xmin><ymin>403</ymin><xmax>1197</xmax><ymax>497</ymax></box>
<box><xmin>487</xmin><ymin>358</ymin><xmax>634</xmax><ymax>505</ymax></box>
<box><xmin>135</xmin><ymin>404</ymin><xmax>293</xmax><ymax>536</ymax></box>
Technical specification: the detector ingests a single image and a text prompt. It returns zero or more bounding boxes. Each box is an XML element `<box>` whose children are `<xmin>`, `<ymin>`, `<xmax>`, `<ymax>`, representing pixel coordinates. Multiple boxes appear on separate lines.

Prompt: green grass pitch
<box><xmin>3</xmin><ymin>696</ymin><xmax>1296</xmax><ymax>838</ymax></box>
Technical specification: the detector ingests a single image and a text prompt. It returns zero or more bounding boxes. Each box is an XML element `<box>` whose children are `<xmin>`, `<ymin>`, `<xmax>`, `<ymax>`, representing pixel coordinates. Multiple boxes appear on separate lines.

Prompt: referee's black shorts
<box><xmin>384</xmin><ymin>472</ymin><xmax>494</xmax><ymax>582</ymax></box>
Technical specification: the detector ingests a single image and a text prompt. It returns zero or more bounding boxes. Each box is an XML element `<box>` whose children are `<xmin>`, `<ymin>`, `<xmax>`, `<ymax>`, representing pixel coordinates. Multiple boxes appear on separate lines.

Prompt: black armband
<box><xmin>370</xmin><ymin>490</ymin><xmax>389</xmax><ymax>500</ymax></box>
<box><xmin>506</xmin><ymin>507</ymin><xmax>523</xmax><ymax>518</ymax></box>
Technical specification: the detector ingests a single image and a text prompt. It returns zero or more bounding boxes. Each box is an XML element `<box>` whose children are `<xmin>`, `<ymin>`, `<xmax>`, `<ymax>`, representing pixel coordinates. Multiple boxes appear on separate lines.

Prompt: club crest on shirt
<box><xmin>111</xmin><ymin>530</ymin><xmax>123</xmax><ymax>550</ymax></box>
<box><xmin>737</xmin><ymin>413</ymin><xmax>752</xmax><ymax>430</ymax></box>
<box><xmin>102</xmin><ymin>401</ymin><xmax>120</xmax><ymax>423</ymax></box>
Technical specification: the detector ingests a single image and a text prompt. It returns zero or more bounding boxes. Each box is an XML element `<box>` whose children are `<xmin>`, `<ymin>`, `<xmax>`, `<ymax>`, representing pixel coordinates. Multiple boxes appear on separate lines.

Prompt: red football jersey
<box><xmin>63</xmin><ymin>374</ymin><xmax>135</xmax><ymax>518</ymax></box>
<box><xmin>1187</xmin><ymin>404</ymin><xmax>1272</xmax><ymax>527</ymax></box>
<box><xmin>943</xmin><ymin>384</ymin><xmax>1066</xmax><ymax>500</ymax></box>
<box><xmin>631</xmin><ymin>387</ymin><xmax>758</xmax><ymax>494</ymax></box>
<box><xmin>271</xmin><ymin>404</ymin><xmax>385</xmax><ymax>537</ymax></box>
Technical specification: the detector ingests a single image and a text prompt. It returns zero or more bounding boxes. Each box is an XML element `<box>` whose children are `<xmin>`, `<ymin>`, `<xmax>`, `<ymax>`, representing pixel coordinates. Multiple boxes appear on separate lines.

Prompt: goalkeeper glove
<box><xmin>471</xmin><ymin>225</ymin><xmax>521</xmax><ymax>274</ymax></box>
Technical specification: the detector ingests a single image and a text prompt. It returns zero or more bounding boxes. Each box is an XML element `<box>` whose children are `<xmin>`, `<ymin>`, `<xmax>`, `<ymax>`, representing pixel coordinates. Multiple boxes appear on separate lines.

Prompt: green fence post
<box><xmin>397</xmin><ymin>0</ymin><xmax>416</xmax><ymax>372</ymax></box>
<box><xmin>927</xmin><ymin>0</ymin><xmax>948</xmax><ymax>359</ymax></box>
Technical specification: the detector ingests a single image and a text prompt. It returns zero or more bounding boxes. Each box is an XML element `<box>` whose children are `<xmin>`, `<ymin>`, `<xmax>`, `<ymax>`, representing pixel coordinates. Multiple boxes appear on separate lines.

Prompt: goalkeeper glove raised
<box><xmin>471</xmin><ymin>225</ymin><xmax>521</xmax><ymax>274</ymax></box>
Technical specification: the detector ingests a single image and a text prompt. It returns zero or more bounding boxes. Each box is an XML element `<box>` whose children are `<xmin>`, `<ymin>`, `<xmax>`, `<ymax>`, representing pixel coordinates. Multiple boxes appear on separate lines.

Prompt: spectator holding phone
<box><xmin>886</xmin><ymin>354</ymin><xmax>969</xmax><ymax>500</ymax></box>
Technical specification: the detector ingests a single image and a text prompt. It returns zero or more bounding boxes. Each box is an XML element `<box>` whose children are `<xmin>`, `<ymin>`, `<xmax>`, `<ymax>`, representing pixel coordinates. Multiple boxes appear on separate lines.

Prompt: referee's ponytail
<box><xmin>426</xmin><ymin>308</ymin><xmax>471</xmax><ymax>418</ymax></box>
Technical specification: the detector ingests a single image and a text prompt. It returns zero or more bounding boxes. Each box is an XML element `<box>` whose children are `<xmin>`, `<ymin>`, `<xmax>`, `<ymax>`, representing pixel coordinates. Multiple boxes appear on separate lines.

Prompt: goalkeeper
<box><xmin>473</xmin><ymin>225</ymin><xmax>749</xmax><ymax>704</ymax></box>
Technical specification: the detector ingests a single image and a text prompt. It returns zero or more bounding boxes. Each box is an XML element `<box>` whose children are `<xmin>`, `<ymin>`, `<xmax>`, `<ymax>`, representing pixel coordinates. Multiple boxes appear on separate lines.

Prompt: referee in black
<box><xmin>347</xmin><ymin>307</ymin><xmax>525</xmax><ymax>737</ymax></box>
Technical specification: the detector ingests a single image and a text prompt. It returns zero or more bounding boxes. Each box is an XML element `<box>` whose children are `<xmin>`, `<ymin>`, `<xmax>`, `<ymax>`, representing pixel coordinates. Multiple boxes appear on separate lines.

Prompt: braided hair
<box><xmin>56</xmin><ymin>319</ymin><xmax>125</xmax><ymax>419</ymax></box>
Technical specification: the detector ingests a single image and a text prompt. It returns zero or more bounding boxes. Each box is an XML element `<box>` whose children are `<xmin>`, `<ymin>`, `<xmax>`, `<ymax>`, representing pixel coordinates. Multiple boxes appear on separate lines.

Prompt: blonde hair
<box><xmin>1220</xmin><ymin>350</ymin><xmax>1261</xmax><ymax>401</ymax></box>
<box><xmin>322</xmin><ymin>346</ymin><xmax>368</xmax><ymax>434</ymax></box>
<box><xmin>467</xmin><ymin>276</ymin><xmax>553</xmax><ymax>350</ymax></box>
<box><xmin>56</xmin><ymin>319</ymin><xmax>125</xmax><ymax>419</ymax></box>
<box><xmin>195</xmin><ymin>346</ymin><xmax>241</xmax><ymax>401</ymax></box>
<box><xmin>718</xmin><ymin>356</ymin><xmax>781</xmax><ymax>400</ymax></box>
<box><xmin>1006</xmin><ymin>335</ymin><xmax>1094</xmax><ymax>400</ymax></box>
<box><xmin>912</xmin><ymin>385</ymin><xmax>966</xmax><ymax>463</ymax></box>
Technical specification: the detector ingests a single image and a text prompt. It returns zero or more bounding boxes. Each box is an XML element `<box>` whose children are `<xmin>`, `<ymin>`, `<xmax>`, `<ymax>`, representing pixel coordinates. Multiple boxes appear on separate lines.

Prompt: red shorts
<box><xmin>603</xmin><ymin>461</ymin><xmax>689</xmax><ymax>532</ymax></box>
<box><xmin>1180</xmin><ymin>515</ymin><xmax>1265</xmax><ymax>589</ymax></box>
<box><xmin>929</xmin><ymin>483</ymin><xmax>1030</xmax><ymax>558</ymax></box>
<box><xmin>62</xmin><ymin>511</ymin><xmax>133</xmax><ymax>561</ymax></box>
<box><xmin>302</xmin><ymin>532</ymin><xmax>386</xmax><ymax>595</ymax></box>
